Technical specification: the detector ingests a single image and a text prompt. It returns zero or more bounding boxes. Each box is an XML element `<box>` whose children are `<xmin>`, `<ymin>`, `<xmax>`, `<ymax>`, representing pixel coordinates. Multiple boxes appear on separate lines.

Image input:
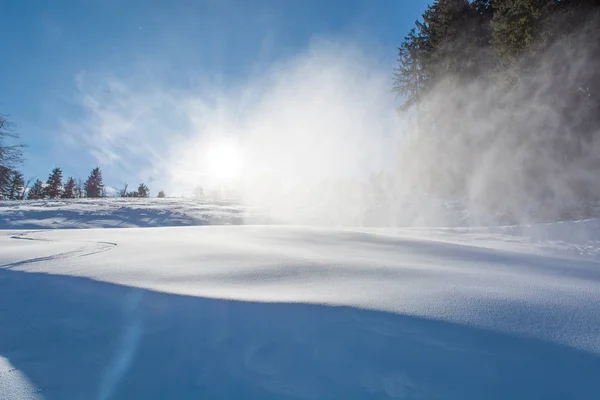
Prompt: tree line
<box><xmin>1</xmin><ymin>120</ymin><xmax>163</xmax><ymax>202</ymax></box>
<box><xmin>1</xmin><ymin>113</ymin><xmax>167</xmax><ymax>200</ymax></box>
<box><xmin>25</xmin><ymin>167</ymin><xmax>105</xmax><ymax>200</ymax></box>
<box><xmin>393</xmin><ymin>0</ymin><xmax>600</xmax><ymax>221</ymax></box>
<box><xmin>395</xmin><ymin>0</ymin><xmax>599</xmax><ymax>111</ymax></box>
<box><xmin>2</xmin><ymin>164</ymin><xmax>160</xmax><ymax>200</ymax></box>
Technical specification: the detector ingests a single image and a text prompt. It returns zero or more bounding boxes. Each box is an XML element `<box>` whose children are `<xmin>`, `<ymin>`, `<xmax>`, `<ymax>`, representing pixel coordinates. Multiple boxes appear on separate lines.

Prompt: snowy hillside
<box><xmin>1</xmin><ymin>199</ymin><xmax>600</xmax><ymax>399</ymax></box>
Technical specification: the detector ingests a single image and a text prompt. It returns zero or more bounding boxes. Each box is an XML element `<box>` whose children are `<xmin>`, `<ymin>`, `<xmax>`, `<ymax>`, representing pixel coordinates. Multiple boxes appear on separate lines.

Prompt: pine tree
<box><xmin>423</xmin><ymin>0</ymin><xmax>490</xmax><ymax>81</ymax></box>
<box><xmin>44</xmin><ymin>167</ymin><xmax>63</xmax><ymax>199</ymax></box>
<box><xmin>157</xmin><ymin>190</ymin><xmax>165</xmax><ymax>198</ymax></box>
<box><xmin>27</xmin><ymin>179</ymin><xmax>45</xmax><ymax>200</ymax></box>
<box><xmin>394</xmin><ymin>28</ymin><xmax>428</xmax><ymax>110</ymax></box>
<box><xmin>395</xmin><ymin>0</ymin><xmax>493</xmax><ymax>110</ymax></box>
<box><xmin>85</xmin><ymin>167</ymin><xmax>104</xmax><ymax>198</ymax></box>
<box><xmin>62</xmin><ymin>177</ymin><xmax>76</xmax><ymax>199</ymax></box>
<box><xmin>8</xmin><ymin>171</ymin><xmax>25</xmax><ymax>200</ymax></box>
<box><xmin>137</xmin><ymin>183</ymin><xmax>150</xmax><ymax>198</ymax></box>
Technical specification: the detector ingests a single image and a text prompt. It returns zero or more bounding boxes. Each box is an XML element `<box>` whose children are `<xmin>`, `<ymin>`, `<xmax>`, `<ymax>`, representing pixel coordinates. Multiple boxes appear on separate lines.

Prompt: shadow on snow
<box><xmin>0</xmin><ymin>268</ymin><xmax>599</xmax><ymax>400</ymax></box>
<box><xmin>0</xmin><ymin>206</ymin><xmax>246</xmax><ymax>229</ymax></box>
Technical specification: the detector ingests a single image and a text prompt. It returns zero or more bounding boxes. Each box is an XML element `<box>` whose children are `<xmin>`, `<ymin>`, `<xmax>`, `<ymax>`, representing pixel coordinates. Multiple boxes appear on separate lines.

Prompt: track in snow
<box><xmin>1</xmin><ymin>231</ymin><xmax>116</xmax><ymax>270</ymax></box>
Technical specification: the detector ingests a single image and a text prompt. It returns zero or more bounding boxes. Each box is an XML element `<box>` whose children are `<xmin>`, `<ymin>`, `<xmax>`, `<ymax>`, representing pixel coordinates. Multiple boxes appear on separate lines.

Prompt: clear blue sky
<box><xmin>1</xmin><ymin>0</ymin><xmax>428</xmax><ymax>193</ymax></box>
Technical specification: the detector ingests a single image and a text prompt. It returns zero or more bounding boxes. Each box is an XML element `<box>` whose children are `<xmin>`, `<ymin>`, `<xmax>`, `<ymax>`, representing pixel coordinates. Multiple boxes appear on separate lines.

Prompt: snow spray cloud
<box><xmin>169</xmin><ymin>41</ymin><xmax>404</xmax><ymax>225</ymax></box>
<box><xmin>64</xmin><ymin>11</ymin><xmax>599</xmax><ymax>227</ymax></box>
<box><xmin>65</xmin><ymin>40</ymin><xmax>406</xmax><ymax>225</ymax></box>
<box><xmin>391</xmin><ymin>12</ymin><xmax>600</xmax><ymax>226</ymax></box>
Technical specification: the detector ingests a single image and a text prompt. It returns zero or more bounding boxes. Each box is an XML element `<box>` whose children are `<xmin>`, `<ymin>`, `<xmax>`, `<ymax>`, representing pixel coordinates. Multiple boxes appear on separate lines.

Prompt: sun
<box><xmin>205</xmin><ymin>138</ymin><xmax>243</xmax><ymax>182</ymax></box>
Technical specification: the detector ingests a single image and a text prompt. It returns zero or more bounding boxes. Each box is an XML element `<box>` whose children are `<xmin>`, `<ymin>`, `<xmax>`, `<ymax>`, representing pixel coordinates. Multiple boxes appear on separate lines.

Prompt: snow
<box><xmin>0</xmin><ymin>198</ymin><xmax>265</xmax><ymax>229</ymax></box>
<box><xmin>1</xmin><ymin>199</ymin><xmax>600</xmax><ymax>399</ymax></box>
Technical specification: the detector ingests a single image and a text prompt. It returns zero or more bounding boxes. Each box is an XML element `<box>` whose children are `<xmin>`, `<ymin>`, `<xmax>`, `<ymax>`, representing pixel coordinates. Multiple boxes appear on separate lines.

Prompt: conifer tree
<box><xmin>137</xmin><ymin>183</ymin><xmax>150</xmax><ymax>198</ymax></box>
<box><xmin>44</xmin><ymin>167</ymin><xmax>63</xmax><ymax>199</ymax></box>
<box><xmin>84</xmin><ymin>167</ymin><xmax>104</xmax><ymax>198</ymax></box>
<box><xmin>62</xmin><ymin>177</ymin><xmax>76</xmax><ymax>199</ymax></box>
<box><xmin>8</xmin><ymin>171</ymin><xmax>25</xmax><ymax>200</ymax></box>
<box><xmin>27</xmin><ymin>179</ymin><xmax>44</xmax><ymax>200</ymax></box>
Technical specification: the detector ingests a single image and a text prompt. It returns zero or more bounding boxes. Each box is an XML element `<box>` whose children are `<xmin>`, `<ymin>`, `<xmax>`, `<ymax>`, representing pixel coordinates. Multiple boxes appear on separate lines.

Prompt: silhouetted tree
<box><xmin>27</xmin><ymin>179</ymin><xmax>45</xmax><ymax>200</ymax></box>
<box><xmin>8</xmin><ymin>171</ymin><xmax>25</xmax><ymax>200</ymax></box>
<box><xmin>137</xmin><ymin>183</ymin><xmax>149</xmax><ymax>198</ymax></box>
<box><xmin>62</xmin><ymin>177</ymin><xmax>76</xmax><ymax>199</ymax></box>
<box><xmin>85</xmin><ymin>167</ymin><xmax>104</xmax><ymax>198</ymax></box>
<box><xmin>0</xmin><ymin>115</ymin><xmax>25</xmax><ymax>200</ymax></box>
<box><xmin>394</xmin><ymin>28</ymin><xmax>428</xmax><ymax>110</ymax></box>
<box><xmin>0</xmin><ymin>114</ymin><xmax>24</xmax><ymax>171</ymax></box>
<box><xmin>119</xmin><ymin>183</ymin><xmax>128</xmax><ymax>198</ymax></box>
<box><xmin>44</xmin><ymin>167</ymin><xmax>63</xmax><ymax>199</ymax></box>
<box><xmin>157</xmin><ymin>190</ymin><xmax>165</xmax><ymax>198</ymax></box>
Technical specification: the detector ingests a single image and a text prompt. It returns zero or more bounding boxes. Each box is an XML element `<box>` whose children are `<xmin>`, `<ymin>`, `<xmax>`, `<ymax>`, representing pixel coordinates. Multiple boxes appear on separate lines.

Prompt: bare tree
<box><xmin>119</xmin><ymin>183</ymin><xmax>128</xmax><ymax>198</ymax></box>
<box><xmin>23</xmin><ymin>178</ymin><xmax>33</xmax><ymax>200</ymax></box>
<box><xmin>0</xmin><ymin>114</ymin><xmax>24</xmax><ymax>169</ymax></box>
<box><xmin>75</xmin><ymin>178</ymin><xmax>84</xmax><ymax>198</ymax></box>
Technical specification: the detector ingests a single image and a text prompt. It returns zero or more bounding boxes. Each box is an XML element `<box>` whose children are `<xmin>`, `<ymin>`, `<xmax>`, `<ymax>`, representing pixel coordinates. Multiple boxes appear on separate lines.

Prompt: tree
<box><xmin>0</xmin><ymin>115</ymin><xmax>24</xmax><ymax>200</ymax></box>
<box><xmin>491</xmin><ymin>0</ymin><xmax>550</xmax><ymax>64</ymax></box>
<box><xmin>136</xmin><ymin>183</ymin><xmax>150</xmax><ymax>198</ymax></box>
<box><xmin>119</xmin><ymin>184</ymin><xmax>128</xmax><ymax>198</ymax></box>
<box><xmin>121</xmin><ymin>183</ymin><xmax>149</xmax><ymax>198</ymax></box>
<box><xmin>394</xmin><ymin>0</ymin><xmax>494</xmax><ymax>110</ymax></box>
<box><xmin>0</xmin><ymin>114</ymin><xmax>24</xmax><ymax>171</ymax></box>
<box><xmin>27</xmin><ymin>179</ymin><xmax>45</xmax><ymax>200</ymax></box>
<box><xmin>75</xmin><ymin>178</ymin><xmax>84</xmax><ymax>198</ymax></box>
<box><xmin>62</xmin><ymin>177</ymin><xmax>76</xmax><ymax>199</ymax></box>
<box><xmin>85</xmin><ymin>167</ymin><xmax>104</xmax><ymax>198</ymax></box>
<box><xmin>44</xmin><ymin>167</ymin><xmax>63</xmax><ymax>199</ymax></box>
<box><xmin>394</xmin><ymin>28</ymin><xmax>428</xmax><ymax>110</ymax></box>
<box><xmin>8</xmin><ymin>171</ymin><xmax>25</xmax><ymax>200</ymax></box>
<box><xmin>0</xmin><ymin>166</ymin><xmax>11</xmax><ymax>199</ymax></box>
<box><xmin>157</xmin><ymin>190</ymin><xmax>165</xmax><ymax>198</ymax></box>
<box><xmin>422</xmin><ymin>0</ymin><xmax>493</xmax><ymax>81</ymax></box>
<box><xmin>393</xmin><ymin>0</ymin><xmax>600</xmax><ymax>219</ymax></box>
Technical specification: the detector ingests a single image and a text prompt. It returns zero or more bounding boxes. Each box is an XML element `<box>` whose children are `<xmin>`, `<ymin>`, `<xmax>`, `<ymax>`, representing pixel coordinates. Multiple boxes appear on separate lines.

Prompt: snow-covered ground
<box><xmin>0</xmin><ymin>198</ymin><xmax>268</xmax><ymax>229</ymax></box>
<box><xmin>1</xmin><ymin>199</ymin><xmax>600</xmax><ymax>399</ymax></box>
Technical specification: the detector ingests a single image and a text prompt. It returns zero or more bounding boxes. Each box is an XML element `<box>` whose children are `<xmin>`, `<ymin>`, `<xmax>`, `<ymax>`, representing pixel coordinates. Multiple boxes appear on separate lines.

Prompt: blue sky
<box><xmin>1</xmin><ymin>0</ymin><xmax>428</xmax><ymax>194</ymax></box>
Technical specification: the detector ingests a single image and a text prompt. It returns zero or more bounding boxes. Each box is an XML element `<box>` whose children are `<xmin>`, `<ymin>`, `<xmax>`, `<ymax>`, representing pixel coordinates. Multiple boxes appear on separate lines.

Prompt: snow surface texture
<box><xmin>0</xmin><ymin>198</ymin><xmax>268</xmax><ymax>229</ymax></box>
<box><xmin>1</xmin><ymin>199</ymin><xmax>600</xmax><ymax>399</ymax></box>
